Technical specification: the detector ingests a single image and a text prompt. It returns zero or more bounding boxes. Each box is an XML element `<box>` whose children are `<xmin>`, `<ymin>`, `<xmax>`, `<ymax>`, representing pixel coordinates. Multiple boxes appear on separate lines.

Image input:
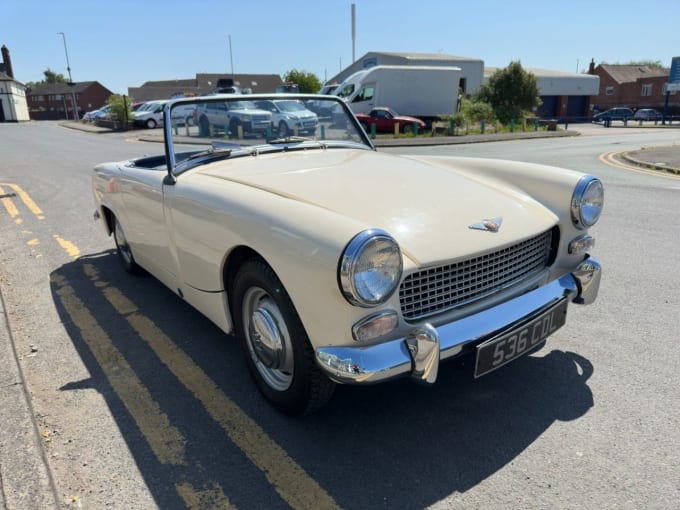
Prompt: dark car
<box><xmin>592</xmin><ymin>107</ymin><xmax>634</xmax><ymax>124</ymax></box>
<box><xmin>355</xmin><ymin>107</ymin><xmax>426</xmax><ymax>133</ymax></box>
<box><xmin>633</xmin><ymin>108</ymin><xmax>662</xmax><ymax>121</ymax></box>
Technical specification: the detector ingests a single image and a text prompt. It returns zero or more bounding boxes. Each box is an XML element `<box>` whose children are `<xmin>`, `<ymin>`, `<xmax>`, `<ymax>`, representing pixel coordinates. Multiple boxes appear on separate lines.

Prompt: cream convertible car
<box><xmin>93</xmin><ymin>94</ymin><xmax>603</xmax><ymax>415</ymax></box>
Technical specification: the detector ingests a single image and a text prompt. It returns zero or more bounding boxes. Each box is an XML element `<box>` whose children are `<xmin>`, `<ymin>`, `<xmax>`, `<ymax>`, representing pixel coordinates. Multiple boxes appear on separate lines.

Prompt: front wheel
<box><xmin>232</xmin><ymin>260</ymin><xmax>335</xmax><ymax>415</ymax></box>
<box><xmin>145</xmin><ymin>118</ymin><xmax>157</xmax><ymax>129</ymax></box>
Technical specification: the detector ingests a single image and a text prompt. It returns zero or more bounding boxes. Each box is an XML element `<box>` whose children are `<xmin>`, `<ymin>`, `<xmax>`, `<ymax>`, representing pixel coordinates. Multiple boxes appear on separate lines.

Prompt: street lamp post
<box><xmin>57</xmin><ymin>32</ymin><xmax>79</xmax><ymax>121</ymax></box>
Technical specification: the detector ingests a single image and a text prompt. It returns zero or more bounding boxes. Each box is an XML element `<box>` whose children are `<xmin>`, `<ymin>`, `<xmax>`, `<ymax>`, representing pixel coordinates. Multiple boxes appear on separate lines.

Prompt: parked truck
<box><xmin>334</xmin><ymin>65</ymin><xmax>462</xmax><ymax>122</ymax></box>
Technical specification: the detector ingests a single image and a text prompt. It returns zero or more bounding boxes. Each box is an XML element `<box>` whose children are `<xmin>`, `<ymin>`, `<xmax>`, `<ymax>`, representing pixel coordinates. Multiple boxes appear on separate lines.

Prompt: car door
<box><xmin>118</xmin><ymin>166</ymin><xmax>177</xmax><ymax>290</ymax></box>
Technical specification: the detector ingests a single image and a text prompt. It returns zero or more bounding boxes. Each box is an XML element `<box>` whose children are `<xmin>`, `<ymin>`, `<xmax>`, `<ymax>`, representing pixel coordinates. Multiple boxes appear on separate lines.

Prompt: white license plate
<box><xmin>474</xmin><ymin>299</ymin><xmax>568</xmax><ymax>378</ymax></box>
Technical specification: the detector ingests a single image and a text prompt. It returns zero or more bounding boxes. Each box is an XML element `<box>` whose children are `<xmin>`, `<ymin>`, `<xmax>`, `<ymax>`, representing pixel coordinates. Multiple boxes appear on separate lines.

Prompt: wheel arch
<box><xmin>100</xmin><ymin>205</ymin><xmax>115</xmax><ymax>236</ymax></box>
<box><xmin>222</xmin><ymin>245</ymin><xmax>268</xmax><ymax>314</ymax></box>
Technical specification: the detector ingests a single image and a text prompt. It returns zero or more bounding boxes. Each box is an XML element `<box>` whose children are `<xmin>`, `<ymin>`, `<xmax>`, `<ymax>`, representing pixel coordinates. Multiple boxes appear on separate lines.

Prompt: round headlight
<box><xmin>339</xmin><ymin>229</ymin><xmax>403</xmax><ymax>307</ymax></box>
<box><xmin>571</xmin><ymin>176</ymin><xmax>604</xmax><ymax>229</ymax></box>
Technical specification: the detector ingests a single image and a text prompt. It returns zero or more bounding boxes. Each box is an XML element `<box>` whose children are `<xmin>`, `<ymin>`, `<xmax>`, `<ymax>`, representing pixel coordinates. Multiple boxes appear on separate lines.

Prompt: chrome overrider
<box><xmin>315</xmin><ymin>256</ymin><xmax>601</xmax><ymax>385</ymax></box>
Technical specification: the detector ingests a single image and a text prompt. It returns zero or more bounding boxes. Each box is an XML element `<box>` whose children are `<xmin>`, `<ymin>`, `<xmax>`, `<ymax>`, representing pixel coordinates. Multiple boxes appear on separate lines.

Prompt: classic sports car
<box><xmin>355</xmin><ymin>107</ymin><xmax>426</xmax><ymax>134</ymax></box>
<box><xmin>92</xmin><ymin>94</ymin><xmax>603</xmax><ymax>415</ymax></box>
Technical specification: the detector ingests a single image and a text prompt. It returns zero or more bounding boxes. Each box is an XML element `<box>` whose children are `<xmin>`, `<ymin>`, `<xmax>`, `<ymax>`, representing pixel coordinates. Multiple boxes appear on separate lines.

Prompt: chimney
<box><xmin>588</xmin><ymin>58</ymin><xmax>595</xmax><ymax>75</ymax></box>
<box><xmin>1</xmin><ymin>45</ymin><xmax>14</xmax><ymax>79</ymax></box>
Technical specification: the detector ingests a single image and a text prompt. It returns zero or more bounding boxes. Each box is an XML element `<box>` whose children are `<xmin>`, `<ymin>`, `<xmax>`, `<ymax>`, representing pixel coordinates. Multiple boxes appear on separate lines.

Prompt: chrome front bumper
<box><xmin>315</xmin><ymin>256</ymin><xmax>601</xmax><ymax>385</ymax></box>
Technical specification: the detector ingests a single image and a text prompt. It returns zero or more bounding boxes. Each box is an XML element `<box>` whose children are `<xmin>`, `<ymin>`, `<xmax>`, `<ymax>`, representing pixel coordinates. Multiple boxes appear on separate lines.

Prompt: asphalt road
<box><xmin>1</xmin><ymin>121</ymin><xmax>679</xmax><ymax>509</ymax></box>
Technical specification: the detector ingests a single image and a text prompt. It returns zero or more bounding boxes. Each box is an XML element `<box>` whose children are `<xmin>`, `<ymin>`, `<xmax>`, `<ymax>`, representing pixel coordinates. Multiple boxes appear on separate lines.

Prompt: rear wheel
<box><xmin>232</xmin><ymin>260</ymin><xmax>335</xmax><ymax>415</ymax></box>
<box><xmin>113</xmin><ymin>216</ymin><xmax>142</xmax><ymax>274</ymax></box>
<box><xmin>278</xmin><ymin>121</ymin><xmax>289</xmax><ymax>137</ymax></box>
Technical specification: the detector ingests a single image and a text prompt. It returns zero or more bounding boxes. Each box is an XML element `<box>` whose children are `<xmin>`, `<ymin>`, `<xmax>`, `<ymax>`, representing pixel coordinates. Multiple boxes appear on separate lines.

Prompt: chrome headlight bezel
<box><xmin>571</xmin><ymin>176</ymin><xmax>604</xmax><ymax>229</ymax></box>
<box><xmin>339</xmin><ymin>229</ymin><xmax>403</xmax><ymax>308</ymax></box>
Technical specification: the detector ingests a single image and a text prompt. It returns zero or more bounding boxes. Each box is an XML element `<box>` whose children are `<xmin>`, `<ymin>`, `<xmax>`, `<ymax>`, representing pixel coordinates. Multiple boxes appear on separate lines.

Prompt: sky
<box><xmin>1</xmin><ymin>0</ymin><xmax>678</xmax><ymax>95</ymax></box>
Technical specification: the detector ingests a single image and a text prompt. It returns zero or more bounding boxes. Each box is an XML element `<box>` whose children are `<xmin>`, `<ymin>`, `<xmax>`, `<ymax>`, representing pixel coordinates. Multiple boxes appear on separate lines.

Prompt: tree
<box><xmin>25</xmin><ymin>68</ymin><xmax>68</xmax><ymax>89</ymax></box>
<box><xmin>475</xmin><ymin>61</ymin><xmax>541</xmax><ymax>125</ymax></box>
<box><xmin>282</xmin><ymin>69</ymin><xmax>322</xmax><ymax>93</ymax></box>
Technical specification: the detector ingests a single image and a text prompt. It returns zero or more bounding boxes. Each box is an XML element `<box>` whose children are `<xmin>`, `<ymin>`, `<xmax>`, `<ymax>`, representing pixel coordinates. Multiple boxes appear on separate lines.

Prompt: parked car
<box><xmin>355</xmin><ymin>107</ymin><xmax>426</xmax><ymax>133</ymax></box>
<box><xmin>253</xmin><ymin>99</ymin><xmax>318</xmax><ymax>136</ymax></box>
<box><xmin>633</xmin><ymin>108</ymin><xmax>662</xmax><ymax>121</ymax></box>
<box><xmin>83</xmin><ymin>105</ymin><xmax>111</xmax><ymax>122</ymax></box>
<box><xmin>592</xmin><ymin>107</ymin><xmax>634</xmax><ymax>124</ymax></box>
<box><xmin>170</xmin><ymin>103</ymin><xmax>196</xmax><ymax>126</ymax></box>
<box><xmin>132</xmin><ymin>100</ymin><xmax>168</xmax><ymax>129</ymax></box>
<box><xmin>92</xmin><ymin>94</ymin><xmax>603</xmax><ymax>415</ymax></box>
<box><xmin>195</xmin><ymin>98</ymin><xmax>272</xmax><ymax>137</ymax></box>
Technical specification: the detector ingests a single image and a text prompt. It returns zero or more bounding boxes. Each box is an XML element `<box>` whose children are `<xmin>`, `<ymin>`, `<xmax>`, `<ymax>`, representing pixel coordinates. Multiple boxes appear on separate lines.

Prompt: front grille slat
<box><xmin>399</xmin><ymin>230</ymin><xmax>553</xmax><ymax>321</ymax></box>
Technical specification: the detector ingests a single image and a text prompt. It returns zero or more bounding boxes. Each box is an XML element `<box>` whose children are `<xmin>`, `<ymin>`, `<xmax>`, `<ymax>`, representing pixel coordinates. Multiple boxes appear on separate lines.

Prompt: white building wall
<box><xmin>0</xmin><ymin>80</ymin><xmax>29</xmax><ymax>121</ymax></box>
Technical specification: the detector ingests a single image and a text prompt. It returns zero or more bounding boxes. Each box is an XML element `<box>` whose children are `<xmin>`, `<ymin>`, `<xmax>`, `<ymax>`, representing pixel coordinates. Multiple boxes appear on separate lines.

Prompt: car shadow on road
<box><xmin>50</xmin><ymin>251</ymin><xmax>594</xmax><ymax>510</ymax></box>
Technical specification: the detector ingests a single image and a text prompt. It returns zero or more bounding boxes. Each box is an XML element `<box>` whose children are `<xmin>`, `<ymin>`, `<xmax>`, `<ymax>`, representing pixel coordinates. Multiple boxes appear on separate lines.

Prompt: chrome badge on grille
<box><xmin>469</xmin><ymin>217</ymin><xmax>503</xmax><ymax>232</ymax></box>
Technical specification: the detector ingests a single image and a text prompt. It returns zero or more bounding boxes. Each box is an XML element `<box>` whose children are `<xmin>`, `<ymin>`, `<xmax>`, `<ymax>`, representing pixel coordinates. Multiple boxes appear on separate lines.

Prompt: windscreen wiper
<box><xmin>184</xmin><ymin>147</ymin><xmax>232</xmax><ymax>162</ymax></box>
<box><xmin>266</xmin><ymin>136</ymin><xmax>316</xmax><ymax>144</ymax></box>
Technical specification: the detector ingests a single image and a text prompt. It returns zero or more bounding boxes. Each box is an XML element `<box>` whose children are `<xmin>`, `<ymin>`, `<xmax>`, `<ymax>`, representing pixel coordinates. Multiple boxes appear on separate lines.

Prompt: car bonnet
<box><xmin>195</xmin><ymin>149</ymin><xmax>557</xmax><ymax>264</ymax></box>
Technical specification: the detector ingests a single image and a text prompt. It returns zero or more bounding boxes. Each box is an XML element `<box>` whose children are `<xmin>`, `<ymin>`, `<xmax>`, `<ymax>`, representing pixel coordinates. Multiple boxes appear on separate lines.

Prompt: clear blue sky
<box><xmin>2</xmin><ymin>0</ymin><xmax>678</xmax><ymax>95</ymax></box>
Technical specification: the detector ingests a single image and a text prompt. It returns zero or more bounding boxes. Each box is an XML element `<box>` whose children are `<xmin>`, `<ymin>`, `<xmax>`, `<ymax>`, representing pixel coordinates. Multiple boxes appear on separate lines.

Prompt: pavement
<box><xmin>1</xmin><ymin>119</ymin><xmax>678</xmax><ymax>510</ymax></box>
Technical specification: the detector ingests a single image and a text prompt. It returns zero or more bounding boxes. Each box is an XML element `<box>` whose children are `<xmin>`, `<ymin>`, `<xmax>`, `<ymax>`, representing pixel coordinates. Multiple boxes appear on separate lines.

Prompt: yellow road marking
<box><xmin>600</xmin><ymin>151</ymin><xmax>680</xmax><ymax>179</ymax></box>
<box><xmin>0</xmin><ymin>185</ymin><xmax>20</xmax><ymax>221</ymax></box>
<box><xmin>7</xmin><ymin>183</ymin><xmax>45</xmax><ymax>219</ymax></box>
<box><xmin>0</xmin><ymin>183</ymin><xmax>79</xmax><ymax>258</ymax></box>
<box><xmin>53</xmin><ymin>235</ymin><xmax>81</xmax><ymax>259</ymax></box>
<box><xmin>176</xmin><ymin>482</ymin><xmax>236</xmax><ymax>510</ymax></box>
<box><xmin>83</xmin><ymin>264</ymin><xmax>340</xmax><ymax>510</ymax></box>
<box><xmin>51</xmin><ymin>273</ymin><xmax>186</xmax><ymax>465</ymax></box>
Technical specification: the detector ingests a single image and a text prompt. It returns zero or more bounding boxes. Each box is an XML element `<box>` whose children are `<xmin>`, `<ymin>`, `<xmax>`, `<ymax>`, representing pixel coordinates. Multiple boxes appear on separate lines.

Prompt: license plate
<box><xmin>475</xmin><ymin>299</ymin><xmax>568</xmax><ymax>378</ymax></box>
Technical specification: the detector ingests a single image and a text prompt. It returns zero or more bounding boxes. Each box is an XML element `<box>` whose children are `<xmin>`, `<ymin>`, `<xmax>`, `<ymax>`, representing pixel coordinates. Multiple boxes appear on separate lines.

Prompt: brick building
<box><xmin>587</xmin><ymin>60</ymin><xmax>677</xmax><ymax>114</ymax></box>
<box><xmin>128</xmin><ymin>73</ymin><xmax>285</xmax><ymax>102</ymax></box>
<box><xmin>26</xmin><ymin>81</ymin><xmax>113</xmax><ymax>120</ymax></box>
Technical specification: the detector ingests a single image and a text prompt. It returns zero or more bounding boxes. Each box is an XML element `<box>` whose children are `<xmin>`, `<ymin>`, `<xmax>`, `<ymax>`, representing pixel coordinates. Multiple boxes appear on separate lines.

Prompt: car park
<box><xmin>592</xmin><ymin>107</ymin><xmax>634</xmax><ymax>124</ymax></box>
<box><xmin>132</xmin><ymin>100</ymin><xmax>168</xmax><ymax>129</ymax></box>
<box><xmin>355</xmin><ymin>107</ymin><xmax>426</xmax><ymax>133</ymax></box>
<box><xmin>633</xmin><ymin>108</ymin><xmax>662</xmax><ymax>121</ymax></box>
<box><xmin>92</xmin><ymin>93</ymin><xmax>603</xmax><ymax>415</ymax></box>
<box><xmin>253</xmin><ymin>99</ymin><xmax>318</xmax><ymax>136</ymax></box>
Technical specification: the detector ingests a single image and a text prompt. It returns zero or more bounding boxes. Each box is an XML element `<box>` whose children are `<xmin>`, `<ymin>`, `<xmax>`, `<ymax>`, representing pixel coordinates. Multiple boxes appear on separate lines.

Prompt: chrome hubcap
<box><xmin>243</xmin><ymin>287</ymin><xmax>294</xmax><ymax>391</ymax></box>
<box><xmin>115</xmin><ymin>220</ymin><xmax>132</xmax><ymax>264</ymax></box>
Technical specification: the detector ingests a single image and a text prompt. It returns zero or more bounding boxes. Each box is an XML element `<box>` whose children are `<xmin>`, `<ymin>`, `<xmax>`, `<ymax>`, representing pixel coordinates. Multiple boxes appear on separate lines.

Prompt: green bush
<box><xmin>106</xmin><ymin>94</ymin><xmax>134</xmax><ymax>127</ymax></box>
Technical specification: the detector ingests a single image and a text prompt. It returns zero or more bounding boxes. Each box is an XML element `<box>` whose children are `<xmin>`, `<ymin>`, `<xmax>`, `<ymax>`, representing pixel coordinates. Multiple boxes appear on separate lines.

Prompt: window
<box><xmin>641</xmin><ymin>84</ymin><xmax>652</xmax><ymax>96</ymax></box>
<box><xmin>605</xmin><ymin>86</ymin><xmax>614</xmax><ymax>96</ymax></box>
<box><xmin>352</xmin><ymin>86</ymin><xmax>375</xmax><ymax>103</ymax></box>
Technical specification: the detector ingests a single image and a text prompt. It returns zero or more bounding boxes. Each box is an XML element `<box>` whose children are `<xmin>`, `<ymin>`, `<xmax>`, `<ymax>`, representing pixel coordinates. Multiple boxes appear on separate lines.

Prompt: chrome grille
<box><xmin>399</xmin><ymin>230</ymin><xmax>554</xmax><ymax>321</ymax></box>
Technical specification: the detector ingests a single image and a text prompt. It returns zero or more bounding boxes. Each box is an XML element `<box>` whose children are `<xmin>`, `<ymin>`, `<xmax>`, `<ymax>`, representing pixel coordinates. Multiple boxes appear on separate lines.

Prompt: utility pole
<box><xmin>57</xmin><ymin>32</ymin><xmax>79</xmax><ymax>121</ymax></box>
<box><xmin>229</xmin><ymin>35</ymin><xmax>234</xmax><ymax>78</ymax></box>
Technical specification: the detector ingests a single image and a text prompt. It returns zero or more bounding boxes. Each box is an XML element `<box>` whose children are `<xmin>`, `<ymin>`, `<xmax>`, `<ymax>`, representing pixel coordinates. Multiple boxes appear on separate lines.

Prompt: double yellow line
<box><xmin>1</xmin><ymin>183</ymin><xmax>80</xmax><ymax>259</ymax></box>
<box><xmin>4</xmin><ymin>184</ymin><xmax>340</xmax><ymax>509</ymax></box>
